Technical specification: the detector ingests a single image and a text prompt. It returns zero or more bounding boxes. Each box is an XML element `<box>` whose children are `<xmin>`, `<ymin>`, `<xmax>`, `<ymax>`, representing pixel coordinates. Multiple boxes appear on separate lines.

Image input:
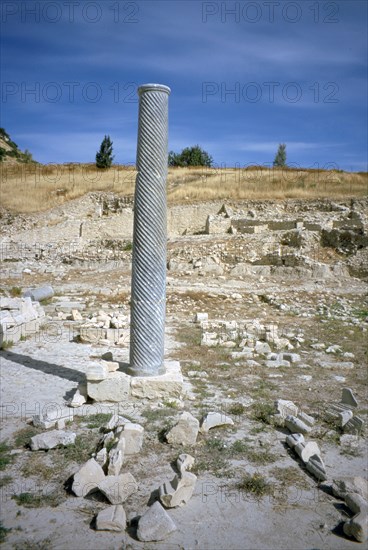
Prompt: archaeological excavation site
<box><xmin>0</xmin><ymin>86</ymin><xmax>367</xmax><ymax>549</ymax></box>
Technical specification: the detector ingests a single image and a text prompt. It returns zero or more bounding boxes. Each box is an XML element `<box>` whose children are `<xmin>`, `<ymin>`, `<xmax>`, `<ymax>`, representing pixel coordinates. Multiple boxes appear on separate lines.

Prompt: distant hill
<box><xmin>0</xmin><ymin>128</ymin><xmax>36</xmax><ymax>164</ymax></box>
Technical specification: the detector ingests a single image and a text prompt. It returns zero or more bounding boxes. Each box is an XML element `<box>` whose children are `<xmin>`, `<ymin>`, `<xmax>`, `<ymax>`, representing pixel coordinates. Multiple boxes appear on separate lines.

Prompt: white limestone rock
<box><xmin>166</xmin><ymin>412</ymin><xmax>199</xmax><ymax>446</ymax></box>
<box><xmin>137</xmin><ymin>501</ymin><xmax>177</xmax><ymax>542</ymax></box>
<box><xmin>69</xmin><ymin>389</ymin><xmax>87</xmax><ymax>408</ymax></box>
<box><xmin>87</xmin><ymin>372</ymin><xmax>131</xmax><ymax>402</ymax></box>
<box><xmin>332</xmin><ymin>477</ymin><xmax>368</xmax><ymax>501</ymax></box>
<box><xmin>343</xmin><ymin>493</ymin><xmax>368</xmax><ymax>542</ymax></box>
<box><xmin>275</xmin><ymin>399</ymin><xmax>298</xmax><ymax>419</ymax></box>
<box><xmin>86</xmin><ymin>362</ymin><xmax>109</xmax><ymax>381</ymax></box>
<box><xmin>33</xmin><ymin>407</ymin><xmax>73</xmax><ymax>429</ymax></box>
<box><xmin>98</xmin><ymin>473</ymin><xmax>138</xmax><ymax>504</ymax></box>
<box><xmin>72</xmin><ymin>458</ymin><xmax>105</xmax><ymax>497</ymax></box>
<box><xmin>159</xmin><ymin>471</ymin><xmax>197</xmax><ymax>508</ymax></box>
<box><xmin>108</xmin><ymin>448</ymin><xmax>124</xmax><ymax>476</ymax></box>
<box><xmin>30</xmin><ymin>430</ymin><xmax>76</xmax><ymax>451</ymax></box>
<box><xmin>116</xmin><ymin>423</ymin><xmax>144</xmax><ymax>455</ymax></box>
<box><xmin>177</xmin><ymin>453</ymin><xmax>195</xmax><ymax>475</ymax></box>
<box><xmin>294</xmin><ymin>441</ymin><xmax>321</xmax><ymax>464</ymax></box>
<box><xmin>285</xmin><ymin>415</ymin><xmax>312</xmax><ymax>435</ymax></box>
<box><xmin>306</xmin><ymin>454</ymin><xmax>327</xmax><ymax>481</ymax></box>
<box><xmin>286</xmin><ymin>433</ymin><xmax>305</xmax><ymax>449</ymax></box>
<box><xmin>341</xmin><ymin>387</ymin><xmax>358</xmax><ymax>408</ymax></box>
<box><xmin>96</xmin><ymin>504</ymin><xmax>126</xmax><ymax>532</ymax></box>
<box><xmin>200</xmin><ymin>411</ymin><xmax>234</xmax><ymax>433</ymax></box>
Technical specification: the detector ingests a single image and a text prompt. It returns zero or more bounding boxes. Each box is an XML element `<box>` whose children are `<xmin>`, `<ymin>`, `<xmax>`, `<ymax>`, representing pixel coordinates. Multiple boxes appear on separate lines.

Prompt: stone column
<box><xmin>129</xmin><ymin>83</ymin><xmax>171</xmax><ymax>376</ymax></box>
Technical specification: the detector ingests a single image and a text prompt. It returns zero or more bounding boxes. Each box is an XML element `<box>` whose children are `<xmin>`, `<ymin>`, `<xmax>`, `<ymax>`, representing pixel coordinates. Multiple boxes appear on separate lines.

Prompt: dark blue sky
<box><xmin>1</xmin><ymin>0</ymin><xmax>367</xmax><ymax>170</ymax></box>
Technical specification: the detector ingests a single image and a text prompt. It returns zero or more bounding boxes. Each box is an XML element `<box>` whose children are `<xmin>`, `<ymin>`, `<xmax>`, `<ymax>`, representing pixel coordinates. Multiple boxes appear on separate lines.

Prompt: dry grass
<box><xmin>0</xmin><ymin>162</ymin><xmax>367</xmax><ymax>214</ymax></box>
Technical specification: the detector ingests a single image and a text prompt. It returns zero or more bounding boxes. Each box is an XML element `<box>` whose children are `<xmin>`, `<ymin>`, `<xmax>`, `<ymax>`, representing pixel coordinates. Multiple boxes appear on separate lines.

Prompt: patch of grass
<box><xmin>13</xmin><ymin>426</ymin><xmax>42</xmax><ymax>448</ymax></box>
<box><xmin>21</xmin><ymin>456</ymin><xmax>54</xmax><ymax>481</ymax></box>
<box><xmin>141</xmin><ymin>407</ymin><xmax>177</xmax><ymax>423</ymax></box>
<box><xmin>0</xmin><ymin>522</ymin><xmax>11</xmax><ymax>543</ymax></box>
<box><xmin>251</xmin><ymin>402</ymin><xmax>275</xmax><ymax>424</ymax></box>
<box><xmin>0</xmin><ymin>441</ymin><xmax>13</xmax><ymax>470</ymax></box>
<box><xmin>9</xmin><ymin>286</ymin><xmax>22</xmax><ymax>297</ymax></box>
<box><xmin>0</xmin><ymin>474</ymin><xmax>13</xmax><ymax>488</ymax></box>
<box><xmin>230</xmin><ymin>439</ymin><xmax>248</xmax><ymax>453</ymax></box>
<box><xmin>0</xmin><ymin>340</ymin><xmax>14</xmax><ymax>350</ymax></box>
<box><xmin>13</xmin><ymin>490</ymin><xmax>61</xmax><ymax>508</ymax></box>
<box><xmin>227</xmin><ymin>402</ymin><xmax>246</xmax><ymax>416</ymax></box>
<box><xmin>123</xmin><ymin>241</ymin><xmax>132</xmax><ymax>251</ymax></box>
<box><xmin>228</xmin><ymin>439</ymin><xmax>277</xmax><ymax>464</ymax></box>
<box><xmin>270</xmin><ymin>466</ymin><xmax>308</xmax><ymax>490</ymax></box>
<box><xmin>237</xmin><ymin>472</ymin><xmax>273</xmax><ymax>498</ymax></box>
<box><xmin>54</xmin><ymin>433</ymin><xmax>99</xmax><ymax>465</ymax></box>
<box><xmin>83</xmin><ymin>413</ymin><xmax>112</xmax><ymax>429</ymax></box>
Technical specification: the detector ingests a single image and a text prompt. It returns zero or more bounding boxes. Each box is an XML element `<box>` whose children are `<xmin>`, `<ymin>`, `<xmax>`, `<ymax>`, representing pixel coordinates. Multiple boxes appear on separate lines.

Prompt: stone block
<box><xmin>98</xmin><ymin>473</ymin><xmax>138</xmax><ymax>504</ymax></box>
<box><xmin>200</xmin><ymin>411</ymin><xmax>234</xmax><ymax>433</ymax></box>
<box><xmin>117</xmin><ymin>423</ymin><xmax>144</xmax><ymax>455</ymax></box>
<box><xmin>96</xmin><ymin>504</ymin><xmax>126</xmax><ymax>532</ymax></box>
<box><xmin>86</xmin><ymin>362</ymin><xmax>109</xmax><ymax>381</ymax></box>
<box><xmin>33</xmin><ymin>406</ymin><xmax>73</xmax><ymax>429</ymax></box>
<box><xmin>166</xmin><ymin>412</ymin><xmax>199</xmax><ymax>446</ymax></box>
<box><xmin>87</xmin><ymin>372</ymin><xmax>131</xmax><ymax>402</ymax></box>
<box><xmin>72</xmin><ymin>458</ymin><xmax>105</xmax><ymax>497</ymax></box>
<box><xmin>159</xmin><ymin>471</ymin><xmax>197</xmax><ymax>508</ymax></box>
<box><xmin>130</xmin><ymin>361</ymin><xmax>183</xmax><ymax>400</ymax></box>
<box><xmin>275</xmin><ymin>399</ymin><xmax>298</xmax><ymax>419</ymax></box>
<box><xmin>137</xmin><ymin>501</ymin><xmax>177</xmax><ymax>542</ymax></box>
<box><xmin>285</xmin><ymin>415</ymin><xmax>312</xmax><ymax>435</ymax></box>
<box><xmin>30</xmin><ymin>430</ymin><xmax>76</xmax><ymax>451</ymax></box>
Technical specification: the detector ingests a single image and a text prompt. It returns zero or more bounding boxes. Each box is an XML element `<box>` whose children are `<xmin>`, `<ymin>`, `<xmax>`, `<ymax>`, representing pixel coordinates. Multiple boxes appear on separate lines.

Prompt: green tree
<box><xmin>168</xmin><ymin>145</ymin><xmax>213</xmax><ymax>167</ymax></box>
<box><xmin>273</xmin><ymin>143</ymin><xmax>287</xmax><ymax>167</ymax></box>
<box><xmin>96</xmin><ymin>135</ymin><xmax>114</xmax><ymax>169</ymax></box>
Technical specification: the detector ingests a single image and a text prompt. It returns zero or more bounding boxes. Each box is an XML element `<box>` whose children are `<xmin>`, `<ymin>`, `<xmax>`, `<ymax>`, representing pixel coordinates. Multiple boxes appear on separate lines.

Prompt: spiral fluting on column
<box><xmin>129</xmin><ymin>84</ymin><xmax>171</xmax><ymax>376</ymax></box>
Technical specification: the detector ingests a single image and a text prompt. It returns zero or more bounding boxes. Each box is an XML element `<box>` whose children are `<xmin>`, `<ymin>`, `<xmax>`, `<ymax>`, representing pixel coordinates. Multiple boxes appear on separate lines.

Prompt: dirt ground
<box><xmin>0</xmin><ymin>194</ymin><xmax>367</xmax><ymax>549</ymax></box>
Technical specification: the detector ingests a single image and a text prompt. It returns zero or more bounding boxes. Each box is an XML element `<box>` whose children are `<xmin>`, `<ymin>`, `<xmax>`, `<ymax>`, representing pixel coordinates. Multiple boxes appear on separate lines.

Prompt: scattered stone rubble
<box><xmin>0</xmin><ymin>296</ymin><xmax>46</xmax><ymax>347</ymax></box>
<box><xmin>325</xmin><ymin>387</ymin><xmax>365</xmax><ymax>434</ymax></box>
<box><xmin>275</xmin><ymin>391</ymin><xmax>367</xmax><ymax>542</ymax></box>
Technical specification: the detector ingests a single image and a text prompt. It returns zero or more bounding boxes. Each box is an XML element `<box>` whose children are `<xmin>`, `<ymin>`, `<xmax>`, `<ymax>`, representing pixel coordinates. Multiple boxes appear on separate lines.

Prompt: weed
<box><xmin>21</xmin><ymin>456</ymin><xmax>54</xmax><ymax>481</ymax></box>
<box><xmin>0</xmin><ymin>474</ymin><xmax>13</xmax><ymax>488</ymax></box>
<box><xmin>13</xmin><ymin>426</ymin><xmax>42</xmax><ymax>448</ymax></box>
<box><xmin>251</xmin><ymin>402</ymin><xmax>275</xmax><ymax>424</ymax></box>
<box><xmin>0</xmin><ymin>441</ymin><xmax>13</xmax><ymax>470</ymax></box>
<box><xmin>10</xmin><ymin>286</ymin><xmax>22</xmax><ymax>297</ymax></box>
<box><xmin>1</xmin><ymin>340</ymin><xmax>13</xmax><ymax>350</ymax></box>
<box><xmin>13</xmin><ymin>490</ymin><xmax>61</xmax><ymax>508</ymax></box>
<box><xmin>227</xmin><ymin>402</ymin><xmax>246</xmax><ymax>416</ymax></box>
<box><xmin>0</xmin><ymin>522</ymin><xmax>11</xmax><ymax>543</ymax></box>
<box><xmin>54</xmin><ymin>433</ymin><xmax>99</xmax><ymax>465</ymax></box>
<box><xmin>237</xmin><ymin>472</ymin><xmax>273</xmax><ymax>498</ymax></box>
<box><xmin>83</xmin><ymin>413</ymin><xmax>112</xmax><ymax>429</ymax></box>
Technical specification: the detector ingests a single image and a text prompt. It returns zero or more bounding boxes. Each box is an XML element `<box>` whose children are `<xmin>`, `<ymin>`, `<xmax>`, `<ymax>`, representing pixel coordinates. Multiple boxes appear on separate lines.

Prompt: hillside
<box><xmin>0</xmin><ymin>128</ymin><xmax>35</xmax><ymax>164</ymax></box>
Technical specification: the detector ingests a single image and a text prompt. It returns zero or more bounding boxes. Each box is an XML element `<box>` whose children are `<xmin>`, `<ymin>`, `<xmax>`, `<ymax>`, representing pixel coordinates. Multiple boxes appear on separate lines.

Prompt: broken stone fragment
<box><xmin>332</xmin><ymin>477</ymin><xmax>368</xmax><ymax>501</ymax></box>
<box><xmin>338</xmin><ymin>409</ymin><xmax>354</xmax><ymax>427</ymax></box>
<box><xmin>159</xmin><ymin>471</ymin><xmax>197</xmax><ymax>508</ymax></box>
<box><xmin>102</xmin><ymin>360</ymin><xmax>120</xmax><ymax>373</ymax></box>
<box><xmin>285</xmin><ymin>415</ymin><xmax>312</xmax><ymax>435</ymax></box>
<box><xmin>199</xmin><ymin>411</ymin><xmax>234</xmax><ymax>433</ymax></box>
<box><xmin>275</xmin><ymin>399</ymin><xmax>298</xmax><ymax>419</ymax></box>
<box><xmin>344</xmin><ymin>416</ymin><xmax>364</xmax><ymax>435</ymax></box>
<box><xmin>33</xmin><ymin>407</ymin><xmax>73</xmax><ymax>429</ymax></box>
<box><xmin>306</xmin><ymin>454</ymin><xmax>327</xmax><ymax>481</ymax></box>
<box><xmin>194</xmin><ymin>312</ymin><xmax>208</xmax><ymax>323</ymax></box>
<box><xmin>294</xmin><ymin>441</ymin><xmax>321</xmax><ymax>464</ymax></box>
<box><xmin>96</xmin><ymin>504</ymin><xmax>126</xmax><ymax>532</ymax></box>
<box><xmin>102</xmin><ymin>430</ymin><xmax>116</xmax><ymax>449</ymax></box>
<box><xmin>98</xmin><ymin>473</ymin><xmax>138</xmax><ymax>504</ymax></box>
<box><xmin>105</xmin><ymin>414</ymin><xmax>130</xmax><ymax>431</ymax></box>
<box><xmin>137</xmin><ymin>501</ymin><xmax>177</xmax><ymax>542</ymax></box>
<box><xmin>95</xmin><ymin>447</ymin><xmax>108</xmax><ymax>467</ymax></box>
<box><xmin>86</xmin><ymin>362</ymin><xmax>109</xmax><ymax>381</ymax></box>
<box><xmin>341</xmin><ymin>387</ymin><xmax>358</xmax><ymax>408</ymax></box>
<box><xmin>71</xmin><ymin>308</ymin><xmax>83</xmax><ymax>321</ymax></box>
<box><xmin>297</xmin><ymin>411</ymin><xmax>315</xmax><ymax>427</ymax></box>
<box><xmin>87</xmin><ymin>371</ymin><xmax>131</xmax><ymax>402</ymax></box>
<box><xmin>116</xmin><ymin>423</ymin><xmax>144</xmax><ymax>455</ymax></box>
<box><xmin>72</xmin><ymin>458</ymin><xmax>105</xmax><ymax>497</ymax></box>
<box><xmin>343</xmin><ymin>493</ymin><xmax>368</xmax><ymax>543</ymax></box>
<box><xmin>166</xmin><ymin>412</ymin><xmax>199</xmax><ymax>446</ymax></box>
<box><xmin>69</xmin><ymin>389</ymin><xmax>87</xmax><ymax>408</ymax></box>
<box><xmin>108</xmin><ymin>447</ymin><xmax>124</xmax><ymax>476</ymax></box>
<box><xmin>30</xmin><ymin>430</ymin><xmax>76</xmax><ymax>451</ymax></box>
<box><xmin>285</xmin><ymin>433</ymin><xmax>305</xmax><ymax>449</ymax></box>
<box><xmin>177</xmin><ymin>453</ymin><xmax>195</xmax><ymax>475</ymax></box>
